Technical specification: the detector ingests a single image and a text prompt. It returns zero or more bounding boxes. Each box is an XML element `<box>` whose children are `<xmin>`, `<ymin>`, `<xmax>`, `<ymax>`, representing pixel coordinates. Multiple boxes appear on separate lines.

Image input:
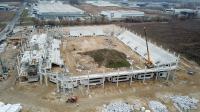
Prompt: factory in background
<box><xmin>100</xmin><ymin>10</ymin><xmax>145</xmax><ymax>21</ymax></box>
<box><xmin>33</xmin><ymin>1</ymin><xmax>86</xmax><ymax>20</ymax></box>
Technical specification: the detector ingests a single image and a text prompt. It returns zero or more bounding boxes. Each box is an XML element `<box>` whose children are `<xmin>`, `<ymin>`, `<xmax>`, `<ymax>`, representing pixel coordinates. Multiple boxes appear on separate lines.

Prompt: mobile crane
<box><xmin>144</xmin><ymin>27</ymin><xmax>154</xmax><ymax>68</ymax></box>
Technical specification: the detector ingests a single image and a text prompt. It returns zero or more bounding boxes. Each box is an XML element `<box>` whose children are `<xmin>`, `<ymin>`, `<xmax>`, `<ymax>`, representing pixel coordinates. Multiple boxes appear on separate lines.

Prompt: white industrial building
<box><xmin>0</xmin><ymin>4</ymin><xmax>10</xmax><ymax>11</ymax></box>
<box><xmin>33</xmin><ymin>1</ymin><xmax>85</xmax><ymax>20</ymax></box>
<box><xmin>165</xmin><ymin>8</ymin><xmax>198</xmax><ymax>15</ymax></box>
<box><xmin>86</xmin><ymin>1</ymin><xmax>119</xmax><ymax>7</ymax></box>
<box><xmin>100</xmin><ymin>10</ymin><xmax>145</xmax><ymax>21</ymax></box>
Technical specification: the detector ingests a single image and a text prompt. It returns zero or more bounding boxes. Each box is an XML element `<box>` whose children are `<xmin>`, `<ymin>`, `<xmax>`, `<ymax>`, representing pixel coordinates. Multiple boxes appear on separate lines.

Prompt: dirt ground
<box><xmin>61</xmin><ymin>36</ymin><xmax>144</xmax><ymax>76</ymax></box>
<box><xmin>77</xmin><ymin>3</ymin><xmax>168</xmax><ymax>18</ymax></box>
<box><xmin>0</xmin><ymin>54</ymin><xmax>200</xmax><ymax>112</ymax></box>
<box><xmin>117</xmin><ymin>19</ymin><xmax>200</xmax><ymax>65</ymax></box>
<box><xmin>0</xmin><ymin>26</ymin><xmax>200</xmax><ymax>112</ymax></box>
<box><xmin>77</xmin><ymin>4</ymin><xmax>132</xmax><ymax>15</ymax></box>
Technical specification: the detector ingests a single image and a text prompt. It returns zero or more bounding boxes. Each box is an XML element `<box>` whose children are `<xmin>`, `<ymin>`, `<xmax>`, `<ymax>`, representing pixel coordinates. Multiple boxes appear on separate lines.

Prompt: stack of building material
<box><xmin>103</xmin><ymin>102</ymin><xmax>133</xmax><ymax>112</ymax></box>
<box><xmin>0</xmin><ymin>101</ymin><xmax>22</xmax><ymax>112</ymax></box>
<box><xmin>148</xmin><ymin>101</ymin><xmax>168</xmax><ymax>112</ymax></box>
<box><xmin>171</xmin><ymin>96</ymin><xmax>199</xmax><ymax>111</ymax></box>
<box><xmin>132</xmin><ymin>100</ymin><xmax>142</xmax><ymax>110</ymax></box>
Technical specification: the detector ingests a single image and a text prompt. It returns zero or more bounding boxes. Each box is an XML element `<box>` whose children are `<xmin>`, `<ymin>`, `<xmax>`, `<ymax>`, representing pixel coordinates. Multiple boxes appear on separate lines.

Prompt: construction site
<box><xmin>13</xmin><ymin>25</ymin><xmax>179</xmax><ymax>92</ymax></box>
<box><xmin>2</xmin><ymin>24</ymin><xmax>199</xmax><ymax>112</ymax></box>
<box><xmin>0</xmin><ymin>0</ymin><xmax>200</xmax><ymax>111</ymax></box>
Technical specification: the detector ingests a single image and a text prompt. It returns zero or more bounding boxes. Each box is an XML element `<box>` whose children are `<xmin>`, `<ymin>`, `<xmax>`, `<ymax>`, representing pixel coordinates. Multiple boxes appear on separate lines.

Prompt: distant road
<box><xmin>0</xmin><ymin>2</ymin><xmax>26</xmax><ymax>42</ymax></box>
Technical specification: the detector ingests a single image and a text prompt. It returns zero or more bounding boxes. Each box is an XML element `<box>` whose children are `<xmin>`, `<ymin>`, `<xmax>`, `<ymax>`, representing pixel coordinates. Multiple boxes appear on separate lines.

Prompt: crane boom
<box><xmin>144</xmin><ymin>27</ymin><xmax>153</xmax><ymax>68</ymax></box>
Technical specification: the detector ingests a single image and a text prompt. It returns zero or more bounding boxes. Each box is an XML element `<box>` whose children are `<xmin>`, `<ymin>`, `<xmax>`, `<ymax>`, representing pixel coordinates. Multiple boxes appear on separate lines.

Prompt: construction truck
<box><xmin>66</xmin><ymin>96</ymin><xmax>78</xmax><ymax>103</ymax></box>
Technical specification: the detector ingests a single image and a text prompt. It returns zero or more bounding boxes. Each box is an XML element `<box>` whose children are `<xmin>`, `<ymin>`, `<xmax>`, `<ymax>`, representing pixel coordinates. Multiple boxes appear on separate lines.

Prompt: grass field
<box><xmin>82</xmin><ymin>49</ymin><xmax>131</xmax><ymax>68</ymax></box>
<box><xmin>20</xmin><ymin>9</ymin><xmax>34</xmax><ymax>25</ymax></box>
<box><xmin>117</xmin><ymin>19</ymin><xmax>200</xmax><ymax>65</ymax></box>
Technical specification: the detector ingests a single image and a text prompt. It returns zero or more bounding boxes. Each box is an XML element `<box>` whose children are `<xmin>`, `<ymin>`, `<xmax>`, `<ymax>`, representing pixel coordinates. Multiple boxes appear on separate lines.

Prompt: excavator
<box><xmin>144</xmin><ymin>27</ymin><xmax>154</xmax><ymax>68</ymax></box>
<box><xmin>0</xmin><ymin>57</ymin><xmax>8</xmax><ymax>81</ymax></box>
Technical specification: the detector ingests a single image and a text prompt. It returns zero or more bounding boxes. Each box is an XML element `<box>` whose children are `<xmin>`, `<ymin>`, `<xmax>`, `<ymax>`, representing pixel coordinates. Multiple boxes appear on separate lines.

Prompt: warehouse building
<box><xmin>33</xmin><ymin>1</ymin><xmax>85</xmax><ymax>20</ymax></box>
<box><xmin>100</xmin><ymin>10</ymin><xmax>144</xmax><ymax>21</ymax></box>
<box><xmin>165</xmin><ymin>8</ymin><xmax>197</xmax><ymax>16</ymax></box>
<box><xmin>86</xmin><ymin>1</ymin><xmax>119</xmax><ymax>7</ymax></box>
<box><xmin>0</xmin><ymin>4</ymin><xmax>10</xmax><ymax>11</ymax></box>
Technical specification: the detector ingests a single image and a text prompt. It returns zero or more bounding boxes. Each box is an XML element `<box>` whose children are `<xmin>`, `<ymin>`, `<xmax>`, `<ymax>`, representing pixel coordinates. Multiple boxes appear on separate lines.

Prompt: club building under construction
<box><xmin>17</xmin><ymin>25</ymin><xmax>179</xmax><ymax>94</ymax></box>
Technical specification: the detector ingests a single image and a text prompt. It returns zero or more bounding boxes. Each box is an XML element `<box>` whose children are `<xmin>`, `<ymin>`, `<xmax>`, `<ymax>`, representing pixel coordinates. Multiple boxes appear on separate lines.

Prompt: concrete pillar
<box><xmin>155</xmin><ymin>67</ymin><xmax>158</xmax><ymax>80</ymax></box>
<box><xmin>56</xmin><ymin>74</ymin><xmax>59</xmax><ymax>93</ymax></box>
<box><xmin>102</xmin><ymin>70</ymin><xmax>105</xmax><ymax>89</ymax></box>
<box><xmin>156</xmin><ymin>72</ymin><xmax>158</xmax><ymax>80</ymax></box>
<box><xmin>40</xmin><ymin>73</ymin><xmax>43</xmax><ymax>85</ymax></box>
<box><xmin>130</xmin><ymin>75</ymin><xmax>132</xmax><ymax>86</ymax></box>
<box><xmin>45</xmin><ymin>72</ymin><xmax>48</xmax><ymax>86</ymax></box>
<box><xmin>130</xmin><ymin>66</ymin><xmax>134</xmax><ymax>86</ymax></box>
<box><xmin>16</xmin><ymin>65</ymin><xmax>21</xmax><ymax>82</ymax></box>
<box><xmin>87</xmin><ymin>74</ymin><xmax>90</xmax><ymax>93</ymax></box>
<box><xmin>62</xmin><ymin>81</ymin><xmax>65</xmax><ymax>94</ymax></box>
<box><xmin>117</xmin><ymin>69</ymin><xmax>119</xmax><ymax>87</ymax></box>
<box><xmin>71</xmin><ymin>78</ymin><xmax>74</xmax><ymax>94</ymax></box>
<box><xmin>143</xmin><ymin>67</ymin><xmax>146</xmax><ymax>83</ymax></box>
<box><xmin>72</xmin><ymin>82</ymin><xmax>74</xmax><ymax>94</ymax></box>
<box><xmin>173</xmin><ymin>69</ymin><xmax>176</xmax><ymax>81</ymax></box>
<box><xmin>166</xmin><ymin>64</ymin><xmax>171</xmax><ymax>81</ymax></box>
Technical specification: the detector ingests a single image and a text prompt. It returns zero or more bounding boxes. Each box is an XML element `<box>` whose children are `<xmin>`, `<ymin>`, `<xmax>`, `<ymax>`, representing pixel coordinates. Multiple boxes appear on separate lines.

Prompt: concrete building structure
<box><xmin>33</xmin><ymin>1</ymin><xmax>85</xmax><ymax>20</ymax></box>
<box><xmin>100</xmin><ymin>10</ymin><xmax>145</xmax><ymax>21</ymax></box>
<box><xmin>117</xmin><ymin>31</ymin><xmax>178</xmax><ymax>67</ymax></box>
<box><xmin>51</xmin><ymin>25</ymin><xmax>179</xmax><ymax>93</ymax></box>
<box><xmin>18</xmin><ymin>25</ymin><xmax>179</xmax><ymax>93</ymax></box>
<box><xmin>18</xmin><ymin>33</ymin><xmax>64</xmax><ymax>82</ymax></box>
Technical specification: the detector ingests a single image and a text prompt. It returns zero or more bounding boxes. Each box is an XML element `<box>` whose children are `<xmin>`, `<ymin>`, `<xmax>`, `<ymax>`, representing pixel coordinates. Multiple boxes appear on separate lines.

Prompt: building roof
<box><xmin>166</xmin><ymin>8</ymin><xmax>197</xmax><ymax>13</ymax></box>
<box><xmin>34</xmin><ymin>2</ymin><xmax>84</xmax><ymax>15</ymax></box>
<box><xmin>86</xmin><ymin>1</ymin><xmax>119</xmax><ymax>7</ymax></box>
<box><xmin>101</xmin><ymin>10</ymin><xmax>144</xmax><ymax>15</ymax></box>
<box><xmin>101</xmin><ymin>10</ymin><xmax>144</xmax><ymax>20</ymax></box>
<box><xmin>0</xmin><ymin>4</ymin><xmax>9</xmax><ymax>7</ymax></box>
